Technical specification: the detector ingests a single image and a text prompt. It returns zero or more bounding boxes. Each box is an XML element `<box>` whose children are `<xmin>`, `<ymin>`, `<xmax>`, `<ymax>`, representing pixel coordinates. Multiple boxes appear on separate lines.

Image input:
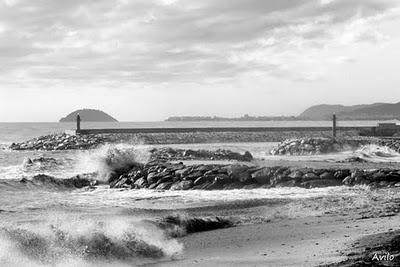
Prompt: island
<box><xmin>59</xmin><ymin>109</ymin><xmax>118</xmax><ymax>122</ymax></box>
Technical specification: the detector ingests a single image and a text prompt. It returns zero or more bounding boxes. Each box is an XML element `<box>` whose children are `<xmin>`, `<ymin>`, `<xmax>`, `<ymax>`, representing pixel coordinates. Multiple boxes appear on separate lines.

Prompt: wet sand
<box><xmin>154</xmin><ymin>210</ymin><xmax>399</xmax><ymax>266</ymax></box>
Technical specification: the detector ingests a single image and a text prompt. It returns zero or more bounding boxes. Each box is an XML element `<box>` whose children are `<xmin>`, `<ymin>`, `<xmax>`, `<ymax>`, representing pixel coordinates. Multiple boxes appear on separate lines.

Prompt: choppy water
<box><xmin>1</xmin><ymin>122</ymin><xmax>400</xmax><ymax>266</ymax></box>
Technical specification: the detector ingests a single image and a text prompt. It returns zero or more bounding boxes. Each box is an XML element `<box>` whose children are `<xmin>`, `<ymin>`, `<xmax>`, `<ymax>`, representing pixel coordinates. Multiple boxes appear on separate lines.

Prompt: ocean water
<box><xmin>1</xmin><ymin>122</ymin><xmax>400</xmax><ymax>266</ymax></box>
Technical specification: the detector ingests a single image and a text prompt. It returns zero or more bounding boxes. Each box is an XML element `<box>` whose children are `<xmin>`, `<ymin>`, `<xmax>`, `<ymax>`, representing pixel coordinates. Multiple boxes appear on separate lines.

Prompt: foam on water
<box><xmin>0</xmin><ymin>217</ymin><xmax>183</xmax><ymax>267</ymax></box>
<box><xmin>75</xmin><ymin>143</ymin><xmax>150</xmax><ymax>181</ymax></box>
<box><xmin>261</xmin><ymin>143</ymin><xmax>400</xmax><ymax>163</ymax></box>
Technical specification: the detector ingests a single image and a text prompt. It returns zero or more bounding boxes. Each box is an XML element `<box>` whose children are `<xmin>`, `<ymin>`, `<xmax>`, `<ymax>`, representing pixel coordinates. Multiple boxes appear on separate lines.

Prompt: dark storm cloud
<box><xmin>0</xmin><ymin>0</ymin><xmax>397</xmax><ymax>86</ymax></box>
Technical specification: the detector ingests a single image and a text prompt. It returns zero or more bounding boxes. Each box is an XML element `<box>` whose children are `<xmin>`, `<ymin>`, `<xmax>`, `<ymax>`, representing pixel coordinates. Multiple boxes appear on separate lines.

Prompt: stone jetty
<box><xmin>10</xmin><ymin>130</ymin><xmax>359</xmax><ymax>151</ymax></box>
<box><xmin>270</xmin><ymin>138</ymin><xmax>371</xmax><ymax>155</ymax></box>
<box><xmin>109</xmin><ymin>161</ymin><xmax>400</xmax><ymax>190</ymax></box>
<box><xmin>150</xmin><ymin>148</ymin><xmax>253</xmax><ymax>162</ymax></box>
<box><xmin>271</xmin><ymin>137</ymin><xmax>400</xmax><ymax>155</ymax></box>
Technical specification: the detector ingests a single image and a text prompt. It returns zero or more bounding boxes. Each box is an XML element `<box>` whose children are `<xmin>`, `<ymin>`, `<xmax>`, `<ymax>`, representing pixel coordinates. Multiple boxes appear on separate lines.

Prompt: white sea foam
<box><xmin>0</xmin><ymin>216</ymin><xmax>183</xmax><ymax>267</ymax></box>
<box><xmin>74</xmin><ymin>143</ymin><xmax>151</xmax><ymax>181</ymax></box>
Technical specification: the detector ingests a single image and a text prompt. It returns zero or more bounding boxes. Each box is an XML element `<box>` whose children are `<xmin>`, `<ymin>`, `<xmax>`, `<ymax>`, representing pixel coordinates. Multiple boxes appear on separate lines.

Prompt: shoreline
<box><xmin>3</xmin><ymin>134</ymin><xmax>400</xmax><ymax>266</ymax></box>
<box><xmin>153</xmin><ymin>210</ymin><xmax>400</xmax><ymax>266</ymax></box>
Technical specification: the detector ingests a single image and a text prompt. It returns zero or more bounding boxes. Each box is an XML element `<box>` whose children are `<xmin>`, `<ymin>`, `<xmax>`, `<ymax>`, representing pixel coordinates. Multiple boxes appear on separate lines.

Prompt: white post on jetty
<box><xmin>76</xmin><ymin>113</ymin><xmax>81</xmax><ymax>132</ymax></box>
<box><xmin>332</xmin><ymin>114</ymin><xmax>337</xmax><ymax>138</ymax></box>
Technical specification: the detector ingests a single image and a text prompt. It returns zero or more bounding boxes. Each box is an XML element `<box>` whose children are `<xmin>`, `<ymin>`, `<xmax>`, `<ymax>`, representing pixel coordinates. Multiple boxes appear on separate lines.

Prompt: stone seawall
<box><xmin>108</xmin><ymin>161</ymin><xmax>400</xmax><ymax>190</ymax></box>
<box><xmin>271</xmin><ymin>137</ymin><xmax>400</xmax><ymax>155</ymax></box>
<box><xmin>10</xmin><ymin>130</ymin><xmax>360</xmax><ymax>151</ymax></box>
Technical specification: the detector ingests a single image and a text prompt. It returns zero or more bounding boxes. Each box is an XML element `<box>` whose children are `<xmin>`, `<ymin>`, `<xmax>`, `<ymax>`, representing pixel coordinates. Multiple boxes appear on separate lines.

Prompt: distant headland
<box><xmin>165</xmin><ymin>115</ymin><xmax>298</xmax><ymax>122</ymax></box>
<box><xmin>59</xmin><ymin>109</ymin><xmax>118</xmax><ymax>122</ymax></box>
<box><xmin>166</xmin><ymin>102</ymin><xmax>400</xmax><ymax>121</ymax></box>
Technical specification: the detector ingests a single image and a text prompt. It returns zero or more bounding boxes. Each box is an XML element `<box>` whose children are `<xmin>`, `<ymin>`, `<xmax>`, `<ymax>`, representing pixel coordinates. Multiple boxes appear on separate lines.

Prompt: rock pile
<box><xmin>10</xmin><ymin>130</ymin><xmax>360</xmax><ymax>151</ymax></box>
<box><xmin>109</xmin><ymin>162</ymin><xmax>400</xmax><ymax>190</ymax></box>
<box><xmin>375</xmin><ymin>138</ymin><xmax>400</xmax><ymax>153</ymax></box>
<box><xmin>271</xmin><ymin>138</ymin><xmax>371</xmax><ymax>155</ymax></box>
<box><xmin>150</xmin><ymin>148</ymin><xmax>253</xmax><ymax>162</ymax></box>
<box><xmin>10</xmin><ymin>133</ymin><xmax>107</xmax><ymax>150</ymax></box>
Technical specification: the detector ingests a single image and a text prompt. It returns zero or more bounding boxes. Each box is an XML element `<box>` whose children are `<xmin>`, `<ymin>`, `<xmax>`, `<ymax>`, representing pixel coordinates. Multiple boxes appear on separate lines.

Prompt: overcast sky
<box><xmin>0</xmin><ymin>0</ymin><xmax>400</xmax><ymax>122</ymax></box>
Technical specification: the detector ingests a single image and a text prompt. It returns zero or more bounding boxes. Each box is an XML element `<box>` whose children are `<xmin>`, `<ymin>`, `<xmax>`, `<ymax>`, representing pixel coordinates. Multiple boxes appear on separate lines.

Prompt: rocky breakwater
<box><xmin>271</xmin><ymin>137</ymin><xmax>371</xmax><ymax>155</ymax></box>
<box><xmin>10</xmin><ymin>129</ymin><xmax>361</xmax><ymax>151</ymax></box>
<box><xmin>109</xmin><ymin>161</ymin><xmax>400</xmax><ymax>190</ymax></box>
<box><xmin>375</xmin><ymin>138</ymin><xmax>400</xmax><ymax>153</ymax></box>
<box><xmin>150</xmin><ymin>148</ymin><xmax>253</xmax><ymax>162</ymax></box>
<box><xmin>10</xmin><ymin>133</ymin><xmax>108</xmax><ymax>150</ymax></box>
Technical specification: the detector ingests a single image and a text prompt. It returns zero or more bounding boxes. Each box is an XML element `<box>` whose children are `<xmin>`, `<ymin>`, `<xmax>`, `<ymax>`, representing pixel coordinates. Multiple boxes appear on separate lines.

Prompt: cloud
<box><xmin>0</xmin><ymin>0</ymin><xmax>398</xmax><ymax>89</ymax></box>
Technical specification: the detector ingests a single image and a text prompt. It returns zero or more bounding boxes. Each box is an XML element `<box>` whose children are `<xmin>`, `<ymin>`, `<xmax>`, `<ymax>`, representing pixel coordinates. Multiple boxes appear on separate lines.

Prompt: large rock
<box><xmin>289</xmin><ymin>170</ymin><xmax>303</xmax><ymax>180</ymax></box>
<box><xmin>193</xmin><ymin>175</ymin><xmax>215</xmax><ymax>186</ymax></box>
<box><xmin>175</xmin><ymin>167</ymin><xmax>192</xmax><ymax>177</ymax></box>
<box><xmin>251</xmin><ymin>168</ymin><xmax>272</xmax><ymax>185</ymax></box>
<box><xmin>334</xmin><ymin>169</ymin><xmax>350</xmax><ymax>180</ymax></box>
<box><xmin>156</xmin><ymin>182</ymin><xmax>173</xmax><ymax>190</ymax></box>
<box><xmin>319</xmin><ymin>171</ymin><xmax>335</xmax><ymax>180</ymax></box>
<box><xmin>301</xmin><ymin>179</ymin><xmax>341</xmax><ymax>188</ymax></box>
<box><xmin>302</xmin><ymin>172</ymin><xmax>319</xmax><ymax>181</ymax></box>
<box><xmin>271</xmin><ymin>174</ymin><xmax>291</xmax><ymax>186</ymax></box>
<box><xmin>134</xmin><ymin>177</ymin><xmax>148</xmax><ymax>188</ymax></box>
<box><xmin>170</xmin><ymin>180</ymin><xmax>193</xmax><ymax>190</ymax></box>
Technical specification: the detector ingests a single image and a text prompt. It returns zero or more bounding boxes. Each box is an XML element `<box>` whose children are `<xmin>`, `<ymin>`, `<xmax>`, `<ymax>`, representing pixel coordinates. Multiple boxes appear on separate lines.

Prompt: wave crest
<box><xmin>0</xmin><ymin>219</ymin><xmax>183</xmax><ymax>266</ymax></box>
<box><xmin>76</xmin><ymin>144</ymin><xmax>150</xmax><ymax>182</ymax></box>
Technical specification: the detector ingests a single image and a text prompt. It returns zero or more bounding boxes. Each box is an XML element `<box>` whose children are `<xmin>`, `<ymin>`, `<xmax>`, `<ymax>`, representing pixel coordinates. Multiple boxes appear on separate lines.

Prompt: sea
<box><xmin>0</xmin><ymin>121</ymin><xmax>400</xmax><ymax>266</ymax></box>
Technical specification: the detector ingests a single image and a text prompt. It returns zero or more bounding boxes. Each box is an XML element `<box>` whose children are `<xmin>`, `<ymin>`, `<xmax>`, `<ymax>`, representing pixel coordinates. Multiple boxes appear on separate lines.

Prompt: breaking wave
<box><xmin>353</xmin><ymin>144</ymin><xmax>400</xmax><ymax>162</ymax></box>
<box><xmin>76</xmin><ymin>144</ymin><xmax>150</xmax><ymax>182</ymax></box>
<box><xmin>0</xmin><ymin>218</ymin><xmax>183</xmax><ymax>267</ymax></box>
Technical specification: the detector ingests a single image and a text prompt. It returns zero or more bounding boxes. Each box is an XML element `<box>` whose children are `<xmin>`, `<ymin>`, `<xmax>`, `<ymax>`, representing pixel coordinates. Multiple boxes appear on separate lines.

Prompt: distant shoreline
<box><xmin>165</xmin><ymin>117</ymin><xmax>400</xmax><ymax>122</ymax></box>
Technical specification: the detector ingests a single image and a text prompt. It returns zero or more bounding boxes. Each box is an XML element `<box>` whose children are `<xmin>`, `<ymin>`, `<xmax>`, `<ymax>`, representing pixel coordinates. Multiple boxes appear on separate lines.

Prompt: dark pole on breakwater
<box><xmin>332</xmin><ymin>114</ymin><xmax>337</xmax><ymax>138</ymax></box>
<box><xmin>76</xmin><ymin>113</ymin><xmax>81</xmax><ymax>132</ymax></box>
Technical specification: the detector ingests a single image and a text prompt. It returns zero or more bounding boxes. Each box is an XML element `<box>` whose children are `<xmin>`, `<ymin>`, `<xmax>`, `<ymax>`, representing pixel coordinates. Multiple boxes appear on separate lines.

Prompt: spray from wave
<box><xmin>348</xmin><ymin>144</ymin><xmax>400</xmax><ymax>163</ymax></box>
<box><xmin>0</xmin><ymin>218</ymin><xmax>183</xmax><ymax>267</ymax></box>
<box><xmin>75</xmin><ymin>144</ymin><xmax>151</xmax><ymax>182</ymax></box>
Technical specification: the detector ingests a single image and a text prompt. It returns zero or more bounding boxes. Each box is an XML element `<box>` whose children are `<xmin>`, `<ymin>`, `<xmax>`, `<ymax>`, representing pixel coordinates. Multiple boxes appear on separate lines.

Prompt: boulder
<box><xmin>271</xmin><ymin>174</ymin><xmax>291</xmax><ymax>186</ymax></box>
<box><xmin>157</xmin><ymin>175</ymin><xmax>173</xmax><ymax>184</ymax></box>
<box><xmin>175</xmin><ymin>167</ymin><xmax>192</xmax><ymax>177</ymax></box>
<box><xmin>148</xmin><ymin>182</ymin><xmax>160</xmax><ymax>189</ymax></box>
<box><xmin>371</xmin><ymin>171</ymin><xmax>387</xmax><ymax>182</ymax></box>
<box><xmin>184</xmin><ymin>171</ymin><xmax>204</xmax><ymax>180</ymax></box>
<box><xmin>302</xmin><ymin>172</ymin><xmax>319</xmax><ymax>181</ymax></box>
<box><xmin>289</xmin><ymin>170</ymin><xmax>303</xmax><ymax>180</ymax></box>
<box><xmin>320</xmin><ymin>172</ymin><xmax>335</xmax><ymax>180</ymax></box>
<box><xmin>170</xmin><ymin>180</ymin><xmax>193</xmax><ymax>190</ymax></box>
<box><xmin>214</xmin><ymin>174</ymin><xmax>231</xmax><ymax>184</ymax></box>
<box><xmin>225</xmin><ymin>165</ymin><xmax>249</xmax><ymax>178</ymax></box>
<box><xmin>243</xmin><ymin>151</ymin><xmax>253</xmax><ymax>161</ymax></box>
<box><xmin>134</xmin><ymin>177</ymin><xmax>148</xmax><ymax>188</ymax></box>
<box><xmin>251</xmin><ymin>168</ymin><xmax>272</xmax><ymax>185</ymax></box>
<box><xmin>156</xmin><ymin>182</ymin><xmax>173</xmax><ymax>190</ymax></box>
<box><xmin>193</xmin><ymin>175</ymin><xmax>215</xmax><ymax>186</ymax></box>
<box><xmin>342</xmin><ymin>176</ymin><xmax>353</xmax><ymax>185</ymax></box>
<box><xmin>146</xmin><ymin>172</ymin><xmax>159</xmax><ymax>185</ymax></box>
<box><xmin>110</xmin><ymin>177</ymin><xmax>129</xmax><ymax>188</ymax></box>
<box><xmin>334</xmin><ymin>170</ymin><xmax>350</xmax><ymax>180</ymax></box>
<box><xmin>301</xmin><ymin>179</ymin><xmax>341</xmax><ymax>188</ymax></box>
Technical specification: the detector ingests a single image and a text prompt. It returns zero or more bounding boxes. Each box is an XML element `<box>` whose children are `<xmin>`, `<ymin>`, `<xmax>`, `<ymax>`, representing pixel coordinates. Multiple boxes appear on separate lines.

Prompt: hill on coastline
<box><xmin>298</xmin><ymin>102</ymin><xmax>400</xmax><ymax>120</ymax></box>
<box><xmin>166</xmin><ymin>102</ymin><xmax>400</xmax><ymax>122</ymax></box>
<box><xmin>59</xmin><ymin>109</ymin><xmax>118</xmax><ymax>122</ymax></box>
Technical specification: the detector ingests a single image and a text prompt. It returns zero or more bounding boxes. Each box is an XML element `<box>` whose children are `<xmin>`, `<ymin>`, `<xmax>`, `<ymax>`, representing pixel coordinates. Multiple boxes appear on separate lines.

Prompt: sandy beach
<box><xmin>153</xmin><ymin>186</ymin><xmax>400</xmax><ymax>267</ymax></box>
